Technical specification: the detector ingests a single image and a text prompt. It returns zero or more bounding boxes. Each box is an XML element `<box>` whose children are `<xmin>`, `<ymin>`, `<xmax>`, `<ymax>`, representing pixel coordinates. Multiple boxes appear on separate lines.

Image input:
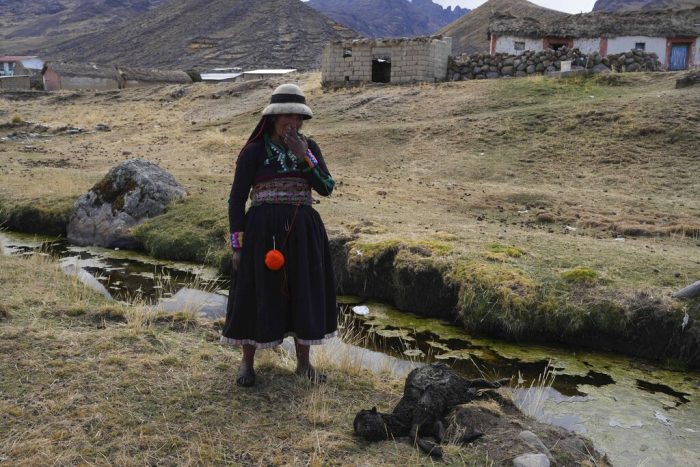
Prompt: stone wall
<box><xmin>321</xmin><ymin>36</ymin><xmax>451</xmax><ymax>86</ymax></box>
<box><xmin>0</xmin><ymin>75</ymin><xmax>30</xmax><ymax>90</ymax></box>
<box><xmin>449</xmin><ymin>47</ymin><xmax>662</xmax><ymax>80</ymax></box>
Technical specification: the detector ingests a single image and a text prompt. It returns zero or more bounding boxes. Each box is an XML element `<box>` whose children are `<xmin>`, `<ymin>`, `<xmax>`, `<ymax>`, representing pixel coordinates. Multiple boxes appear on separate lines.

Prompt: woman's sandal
<box><xmin>296</xmin><ymin>365</ymin><xmax>327</xmax><ymax>384</ymax></box>
<box><xmin>236</xmin><ymin>365</ymin><xmax>256</xmax><ymax>387</ymax></box>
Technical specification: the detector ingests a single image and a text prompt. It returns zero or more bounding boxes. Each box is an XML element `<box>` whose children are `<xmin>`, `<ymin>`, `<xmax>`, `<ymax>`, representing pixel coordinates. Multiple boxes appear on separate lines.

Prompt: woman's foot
<box><xmin>296</xmin><ymin>365</ymin><xmax>326</xmax><ymax>384</ymax></box>
<box><xmin>236</xmin><ymin>364</ymin><xmax>256</xmax><ymax>387</ymax></box>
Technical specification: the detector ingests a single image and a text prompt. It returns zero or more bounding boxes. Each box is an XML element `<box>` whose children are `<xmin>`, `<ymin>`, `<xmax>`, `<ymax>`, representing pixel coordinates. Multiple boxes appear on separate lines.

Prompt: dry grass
<box><xmin>0</xmin><ymin>252</ymin><xmax>499</xmax><ymax>465</ymax></box>
<box><xmin>0</xmin><ymin>72</ymin><xmax>698</xmax><ymax>350</ymax></box>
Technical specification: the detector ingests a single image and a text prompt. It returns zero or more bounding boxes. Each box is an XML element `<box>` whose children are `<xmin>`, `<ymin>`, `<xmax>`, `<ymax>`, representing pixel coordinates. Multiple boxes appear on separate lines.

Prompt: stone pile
<box><xmin>449</xmin><ymin>47</ymin><xmax>661</xmax><ymax>80</ymax></box>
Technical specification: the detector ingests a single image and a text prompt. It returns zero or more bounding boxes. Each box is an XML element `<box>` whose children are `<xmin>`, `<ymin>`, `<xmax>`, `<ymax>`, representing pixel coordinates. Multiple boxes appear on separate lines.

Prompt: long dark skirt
<box><xmin>220</xmin><ymin>203</ymin><xmax>337</xmax><ymax>348</ymax></box>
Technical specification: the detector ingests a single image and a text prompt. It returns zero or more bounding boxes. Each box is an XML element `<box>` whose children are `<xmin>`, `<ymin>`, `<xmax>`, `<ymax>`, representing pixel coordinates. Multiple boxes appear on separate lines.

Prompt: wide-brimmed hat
<box><xmin>262</xmin><ymin>83</ymin><xmax>313</xmax><ymax>120</ymax></box>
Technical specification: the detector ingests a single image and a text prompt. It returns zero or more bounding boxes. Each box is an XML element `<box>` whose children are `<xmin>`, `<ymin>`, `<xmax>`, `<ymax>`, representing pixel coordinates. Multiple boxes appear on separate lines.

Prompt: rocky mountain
<box><xmin>0</xmin><ymin>0</ymin><xmax>170</xmax><ymax>52</ymax></box>
<box><xmin>306</xmin><ymin>0</ymin><xmax>469</xmax><ymax>38</ymax></box>
<box><xmin>593</xmin><ymin>0</ymin><xmax>699</xmax><ymax>11</ymax></box>
<box><xmin>439</xmin><ymin>0</ymin><xmax>567</xmax><ymax>55</ymax></box>
<box><xmin>30</xmin><ymin>0</ymin><xmax>359</xmax><ymax>70</ymax></box>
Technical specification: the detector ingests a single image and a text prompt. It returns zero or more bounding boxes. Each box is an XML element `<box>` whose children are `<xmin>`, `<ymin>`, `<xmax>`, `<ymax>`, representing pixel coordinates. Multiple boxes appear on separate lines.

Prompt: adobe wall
<box><xmin>59</xmin><ymin>76</ymin><xmax>120</xmax><ymax>91</ymax></box>
<box><xmin>0</xmin><ymin>75</ymin><xmax>30</xmax><ymax>90</ymax></box>
<box><xmin>321</xmin><ymin>36</ymin><xmax>451</xmax><ymax>86</ymax></box>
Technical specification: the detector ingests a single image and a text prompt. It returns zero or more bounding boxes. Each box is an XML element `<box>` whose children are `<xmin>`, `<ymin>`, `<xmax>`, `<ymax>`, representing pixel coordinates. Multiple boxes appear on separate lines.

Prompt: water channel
<box><xmin>1</xmin><ymin>231</ymin><xmax>698</xmax><ymax>466</ymax></box>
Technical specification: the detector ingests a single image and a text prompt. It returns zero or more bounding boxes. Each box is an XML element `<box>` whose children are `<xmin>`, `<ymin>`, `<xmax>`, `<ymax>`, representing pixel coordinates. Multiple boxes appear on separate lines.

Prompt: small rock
<box><xmin>513</xmin><ymin>453</ymin><xmax>550</xmax><ymax>467</ymax></box>
<box><xmin>95</xmin><ymin>123</ymin><xmax>111</xmax><ymax>132</ymax></box>
<box><xmin>519</xmin><ymin>431</ymin><xmax>553</xmax><ymax>462</ymax></box>
<box><xmin>592</xmin><ymin>63</ymin><xmax>611</xmax><ymax>74</ymax></box>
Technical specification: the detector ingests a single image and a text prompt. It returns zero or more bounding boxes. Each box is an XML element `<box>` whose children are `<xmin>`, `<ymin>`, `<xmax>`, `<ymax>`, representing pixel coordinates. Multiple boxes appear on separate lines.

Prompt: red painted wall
<box><xmin>43</xmin><ymin>68</ymin><xmax>60</xmax><ymax>91</ymax></box>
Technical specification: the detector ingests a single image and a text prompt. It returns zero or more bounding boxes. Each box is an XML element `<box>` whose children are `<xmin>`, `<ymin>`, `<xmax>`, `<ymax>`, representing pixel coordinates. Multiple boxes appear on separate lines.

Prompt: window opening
<box><xmin>634</xmin><ymin>42</ymin><xmax>645</xmax><ymax>51</ymax></box>
<box><xmin>550</xmin><ymin>43</ymin><xmax>566</xmax><ymax>51</ymax></box>
<box><xmin>514</xmin><ymin>41</ymin><xmax>525</xmax><ymax>52</ymax></box>
<box><xmin>343</xmin><ymin>48</ymin><xmax>352</xmax><ymax>58</ymax></box>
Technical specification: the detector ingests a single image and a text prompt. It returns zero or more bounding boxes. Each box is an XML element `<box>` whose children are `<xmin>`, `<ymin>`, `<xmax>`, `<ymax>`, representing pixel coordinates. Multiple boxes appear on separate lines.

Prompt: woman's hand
<box><xmin>282</xmin><ymin>126</ymin><xmax>308</xmax><ymax>159</ymax></box>
<box><xmin>231</xmin><ymin>250</ymin><xmax>242</xmax><ymax>272</ymax></box>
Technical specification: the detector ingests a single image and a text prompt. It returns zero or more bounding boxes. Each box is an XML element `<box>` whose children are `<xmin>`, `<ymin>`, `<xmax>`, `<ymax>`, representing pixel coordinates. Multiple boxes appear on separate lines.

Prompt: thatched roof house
<box><xmin>42</xmin><ymin>62</ymin><xmax>121</xmax><ymax>91</ymax></box>
<box><xmin>117</xmin><ymin>67</ymin><xmax>192</xmax><ymax>87</ymax></box>
<box><xmin>42</xmin><ymin>62</ymin><xmax>195</xmax><ymax>91</ymax></box>
<box><xmin>489</xmin><ymin>7</ymin><xmax>700</xmax><ymax>39</ymax></box>
<box><xmin>488</xmin><ymin>7</ymin><xmax>700</xmax><ymax>70</ymax></box>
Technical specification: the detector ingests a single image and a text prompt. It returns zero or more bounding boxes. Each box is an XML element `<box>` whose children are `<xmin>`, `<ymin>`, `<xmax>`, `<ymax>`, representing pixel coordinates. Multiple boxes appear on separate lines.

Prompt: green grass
<box><xmin>0</xmin><ymin>195</ymin><xmax>75</xmax><ymax>236</ymax></box>
<box><xmin>132</xmin><ymin>196</ymin><xmax>229</xmax><ymax>267</ymax></box>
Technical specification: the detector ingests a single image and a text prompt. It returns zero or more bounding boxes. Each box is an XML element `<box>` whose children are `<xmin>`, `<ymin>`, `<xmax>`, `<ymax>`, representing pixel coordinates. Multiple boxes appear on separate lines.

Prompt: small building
<box><xmin>241</xmin><ymin>69</ymin><xmax>297</xmax><ymax>81</ymax></box>
<box><xmin>488</xmin><ymin>7</ymin><xmax>700</xmax><ymax>70</ymax></box>
<box><xmin>117</xmin><ymin>67</ymin><xmax>192</xmax><ymax>87</ymax></box>
<box><xmin>42</xmin><ymin>62</ymin><xmax>121</xmax><ymax>91</ymax></box>
<box><xmin>321</xmin><ymin>36</ymin><xmax>452</xmax><ymax>86</ymax></box>
<box><xmin>0</xmin><ymin>56</ymin><xmax>44</xmax><ymax>77</ymax></box>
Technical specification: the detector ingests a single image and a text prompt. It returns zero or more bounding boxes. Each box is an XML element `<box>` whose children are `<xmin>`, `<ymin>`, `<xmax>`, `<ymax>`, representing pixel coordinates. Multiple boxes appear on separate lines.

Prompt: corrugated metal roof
<box><xmin>243</xmin><ymin>69</ymin><xmax>297</xmax><ymax>74</ymax></box>
<box><xmin>201</xmin><ymin>72</ymin><xmax>243</xmax><ymax>81</ymax></box>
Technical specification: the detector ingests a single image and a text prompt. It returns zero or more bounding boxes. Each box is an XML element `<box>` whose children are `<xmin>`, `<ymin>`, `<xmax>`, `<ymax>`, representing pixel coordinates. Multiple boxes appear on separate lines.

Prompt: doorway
<box><xmin>372</xmin><ymin>58</ymin><xmax>391</xmax><ymax>83</ymax></box>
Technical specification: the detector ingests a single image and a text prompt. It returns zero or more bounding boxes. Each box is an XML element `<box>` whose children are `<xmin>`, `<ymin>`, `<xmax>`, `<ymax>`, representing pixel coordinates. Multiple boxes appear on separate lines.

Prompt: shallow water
<box><xmin>2</xmin><ymin>231</ymin><xmax>699</xmax><ymax>466</ymax></box>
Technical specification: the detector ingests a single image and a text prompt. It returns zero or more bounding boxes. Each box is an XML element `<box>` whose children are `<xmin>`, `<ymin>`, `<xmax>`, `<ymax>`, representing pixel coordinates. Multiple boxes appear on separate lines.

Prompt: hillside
<box><xmin>438</xmin><ymin>0</ymin><xmax>567</xmax><ymax>55</ymax></box>
<box><xmin>593</xmin><ymin>0</ymin><xmax>699</xmax><ymax>11</ymax></box>
<box><xmin>0</xmin><ymin>0</ymin><xmax>170</xmax><ymax>53</ymax></box>
<box><xmin>307</xmin><ymin>0</ymin><xmax>468</xmax><ymax>38</ymax></box>
<box><xmin>34</xmin><ymin>0</ymin><xmax>359</xmax><ymax>70</ymax></box>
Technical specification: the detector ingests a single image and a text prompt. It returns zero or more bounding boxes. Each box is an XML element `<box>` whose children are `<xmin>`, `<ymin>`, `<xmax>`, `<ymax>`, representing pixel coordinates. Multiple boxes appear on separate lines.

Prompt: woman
<box><xmin>220</xmin><ymin>83</ymin><xmax>337</xmax><ymax>387</ymax></box>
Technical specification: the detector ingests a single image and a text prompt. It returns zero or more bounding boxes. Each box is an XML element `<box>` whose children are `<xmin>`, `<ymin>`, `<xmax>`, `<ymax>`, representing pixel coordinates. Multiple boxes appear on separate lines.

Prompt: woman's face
<box><xmin>272</xmin><ymin>114</ymin><xmax>304</xmax><ymax>138</ymax></box>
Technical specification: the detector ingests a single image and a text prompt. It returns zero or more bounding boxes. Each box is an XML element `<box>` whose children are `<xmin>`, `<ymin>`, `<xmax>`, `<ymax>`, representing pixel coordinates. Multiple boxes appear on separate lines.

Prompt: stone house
<box><xmin>488</xmin><ymin>7</ymin><xmax>699</xmax><ymax>70</ymax></box>
<box><xmin>321</xmin><ymin>36</ymin><xmax>452</xmax><ymax>86</ymax></box>
<box><xmin>42</xmin><ymin>62</ymin><xmax>122</xmax><ymax>91</ymax></box>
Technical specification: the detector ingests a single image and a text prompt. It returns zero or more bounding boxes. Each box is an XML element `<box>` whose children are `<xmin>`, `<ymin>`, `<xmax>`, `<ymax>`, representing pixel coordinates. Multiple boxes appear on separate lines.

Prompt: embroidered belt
<box><xmin>250</xmin><ymin>177</ymin><xmax>313</xmax><ymax>206</ymax></box>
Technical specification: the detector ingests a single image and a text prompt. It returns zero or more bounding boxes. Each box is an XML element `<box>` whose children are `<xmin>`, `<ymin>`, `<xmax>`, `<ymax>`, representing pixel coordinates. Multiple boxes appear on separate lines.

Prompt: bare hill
<box><xmin>438</xmin><ymin>0</ymin><xmax>567</xmax><ymax>55</ymax></box>
<box><xmin>35</xmin><ymin>0</ymin><xmax>359</xmax><ymax>70</ymax></box>
<box><xmin>307</xmin><ymin>0</ymin><xmax>468</xmax><ymax>38</ymax></box>
<box><xmin>593</xmin><ymin>0</ymin><xmax>699</xmax><ymax>11</ymax></box>
<box><xmin>0</xmin><ymin>0</ymin><xmax>170</xmax><ymax>53</ymax></box>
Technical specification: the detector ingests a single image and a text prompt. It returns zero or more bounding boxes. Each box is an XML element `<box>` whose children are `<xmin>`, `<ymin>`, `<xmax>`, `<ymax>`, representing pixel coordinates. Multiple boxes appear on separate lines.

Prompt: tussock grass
<box><xmin>0</xmin><ymin>251</ymin><xmax>501</xmax><ymax>465</ymax></box>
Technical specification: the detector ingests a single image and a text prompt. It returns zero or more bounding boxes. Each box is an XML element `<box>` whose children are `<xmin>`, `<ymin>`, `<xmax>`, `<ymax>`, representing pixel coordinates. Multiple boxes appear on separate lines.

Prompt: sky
<box><xmin>432</xmin><ymin>1</ymin><xmax>598</xmax><ymax>13</ymax></box>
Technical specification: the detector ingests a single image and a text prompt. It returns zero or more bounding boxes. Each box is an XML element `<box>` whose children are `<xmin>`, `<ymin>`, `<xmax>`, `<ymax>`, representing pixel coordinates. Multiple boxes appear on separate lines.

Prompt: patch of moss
<box><xmin>131</xmin><ymin>196</ymin><xmax>228</xmax><ymax>267</ymax></box>
<box><xmin>562</xmin><ymin>267</ymin><xmax>598</xmax><ymax>284</ymax></box>
<box><xmin>0</xmin><ymin>196</ymin><xmax>75</xmax><ymax>236</ymax></box>
<box><xmin>484</xmin><ymin>243</ymin><xmax>525</xmax><ymax>261</ymax></box>
<box><xmin>351</xmin><ymin>238</ymin><xmax>453</xmax><ymax>261</ymax></box>
<box><xmin>450</xmin><ymin>260</ymin><xmax>538</xmax><ymax>338</ymax></box>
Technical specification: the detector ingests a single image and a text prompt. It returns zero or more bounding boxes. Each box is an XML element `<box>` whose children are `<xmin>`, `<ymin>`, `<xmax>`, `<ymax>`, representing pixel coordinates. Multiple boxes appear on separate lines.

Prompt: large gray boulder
<box><xmin>67</xmin><ymin>158</ymin><xmax>186</xmax><ymax>249</ymax></box>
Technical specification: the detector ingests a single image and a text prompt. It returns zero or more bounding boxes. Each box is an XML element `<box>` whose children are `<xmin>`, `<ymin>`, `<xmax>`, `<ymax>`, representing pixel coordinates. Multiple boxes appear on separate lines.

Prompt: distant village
<box><xmin>0</xmin><ymin>6</ymin><xmax>698</xmax><ymax>92</ymax></box>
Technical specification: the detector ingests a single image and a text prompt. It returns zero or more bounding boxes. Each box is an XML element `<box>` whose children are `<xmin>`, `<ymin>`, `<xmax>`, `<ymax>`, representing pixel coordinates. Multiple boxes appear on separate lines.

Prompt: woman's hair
<box><xmin>237</xmin><ymin>116</ymin><xmax>272</xmax><ymax>158</ymax></box>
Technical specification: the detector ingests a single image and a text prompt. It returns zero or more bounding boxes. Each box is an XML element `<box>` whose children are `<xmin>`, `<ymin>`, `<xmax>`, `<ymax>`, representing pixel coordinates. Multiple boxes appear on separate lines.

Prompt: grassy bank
<box><xmin>0</xmin><ymin>251</ymin><xmax>609</xmax><ymax>465</ymax></box>
<box><xmin>1</xmin><ymin>72</ymin><xmax>698</xmax><ymax>367</ymax></box>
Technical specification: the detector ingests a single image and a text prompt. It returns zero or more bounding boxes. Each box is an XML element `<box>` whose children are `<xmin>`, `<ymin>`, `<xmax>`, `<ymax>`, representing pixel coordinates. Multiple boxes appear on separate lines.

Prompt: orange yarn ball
<box><xmin>265</xmin><ymin>249</ymin><xmax>285</xmax><ymax>271</ymax></box>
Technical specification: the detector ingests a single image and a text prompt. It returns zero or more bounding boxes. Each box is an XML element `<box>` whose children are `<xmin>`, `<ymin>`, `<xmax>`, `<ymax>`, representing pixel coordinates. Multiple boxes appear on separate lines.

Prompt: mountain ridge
<box><xmin>21</xmin><ymin>0</ymin><xmax>359</xmax><ymax>70</ymax></box>
<box><xmin>439</xmin><ymin>0</ymin><xmax>567</xmax><ymax>55</ymax></box>
<box><xmin>306</xmin><ymin>0</ymin><xmax>469</xmax><ymax>38</ymax></box>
